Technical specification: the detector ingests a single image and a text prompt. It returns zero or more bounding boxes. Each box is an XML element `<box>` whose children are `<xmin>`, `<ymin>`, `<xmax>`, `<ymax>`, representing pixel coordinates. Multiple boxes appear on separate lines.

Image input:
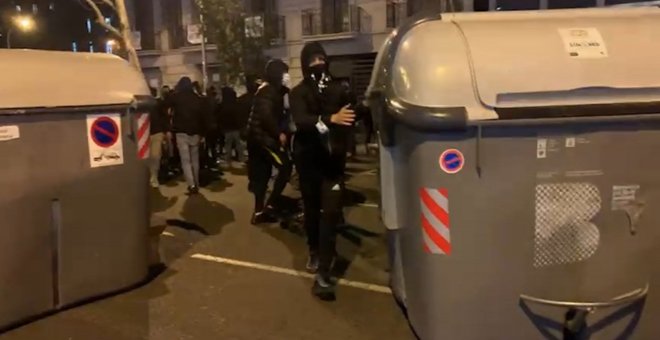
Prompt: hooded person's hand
<box><xmin>331</xmin><ymin>105</ymin><xmax>355</xmax><ymax>126</ymax></box>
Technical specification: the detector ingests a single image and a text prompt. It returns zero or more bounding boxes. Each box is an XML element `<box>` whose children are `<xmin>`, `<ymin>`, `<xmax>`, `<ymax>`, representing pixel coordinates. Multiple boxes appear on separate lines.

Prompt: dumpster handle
<box><xmin>520</xmin><ymin>283</ymin><xmax>649</xmax><ymax>310</ymax></box>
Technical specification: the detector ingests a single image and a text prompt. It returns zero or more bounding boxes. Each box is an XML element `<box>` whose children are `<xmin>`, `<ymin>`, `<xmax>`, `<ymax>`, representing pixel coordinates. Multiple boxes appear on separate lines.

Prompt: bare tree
<box><xmin>82</xmin><ymin>0</ymin><xmax>140</xmax><ymax>69</ymax></box>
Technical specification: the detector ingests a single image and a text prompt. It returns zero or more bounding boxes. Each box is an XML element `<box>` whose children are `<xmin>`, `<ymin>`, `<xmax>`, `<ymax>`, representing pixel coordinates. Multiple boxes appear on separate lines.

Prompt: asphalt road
<box><xmin>0</xmin><ymin>153</ymin><xmax>415</xmax><ymax>340</ymax></box>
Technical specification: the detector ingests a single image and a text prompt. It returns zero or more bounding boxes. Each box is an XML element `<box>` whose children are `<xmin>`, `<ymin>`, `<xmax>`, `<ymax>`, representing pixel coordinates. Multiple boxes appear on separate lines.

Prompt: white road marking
<box><xmin>191</xmin><ymin>253</ymin><xmax>392</xmax><ymax>295</ymax></box>
<box><xmin>162</xmin><ymin>231</ymin><xmax>175</xmax><ymax>237</ymax></box>
<box><xmin>357</xmin><ymin>203</ymin><xmax>379</xmax><ymax>208</ymax></box>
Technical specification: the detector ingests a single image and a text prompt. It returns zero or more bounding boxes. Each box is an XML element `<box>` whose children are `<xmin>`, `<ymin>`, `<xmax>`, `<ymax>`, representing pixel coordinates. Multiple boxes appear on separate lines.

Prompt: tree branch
<box><xmin>83</xmin><ymin>0</ymin><xmax>122</xmax><ymax>38</ymax></box>
<box><xmin>100</xmin><ymin>0</ymin><xmax>117</xmax><ymax>11</ymax></box>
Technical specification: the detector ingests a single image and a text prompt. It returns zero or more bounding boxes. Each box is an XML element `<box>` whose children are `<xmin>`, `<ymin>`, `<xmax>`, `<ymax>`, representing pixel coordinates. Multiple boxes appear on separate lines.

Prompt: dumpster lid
<box><xmin>453</xmin><ymin>8</ymin><xmax>660</xmax><ymax>109</ymax></box>
<box><xmin>0</xmin><ymin>50</ymin><xmax>150</xmax><ymax>111</ymax></box>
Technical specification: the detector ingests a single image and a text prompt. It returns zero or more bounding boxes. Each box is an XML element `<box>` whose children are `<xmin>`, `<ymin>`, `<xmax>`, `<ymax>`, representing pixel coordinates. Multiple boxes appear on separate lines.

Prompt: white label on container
<box><xmin>566</xmin><ymin>137</ymin><xmax>576</xmax><ymax>148</ymax></box>
<box><xmin>0</xmin><ymin>125</ymin><xmax>19</xmax><ymax>142</ymax></box>
<box><xmin>612</xmin><ymin>185</ymin><xmax>640</xmax><ymax>210</ymax></box>
<box><xmin>537</xmin><ymin>139</ymin><xmax>547</xmax><ymax>159</ymax></box>
<box><xmin>558</xmin><ymin>28</ymin><xmax>608</xmax><ymax>59</ymax></box>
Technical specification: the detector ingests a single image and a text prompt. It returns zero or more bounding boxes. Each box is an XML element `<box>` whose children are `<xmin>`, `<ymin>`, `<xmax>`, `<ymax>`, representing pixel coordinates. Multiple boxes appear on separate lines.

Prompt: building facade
<box><xmin>128</xmin><ymin>0</ymin><xmax>647</xmax><ymax>93</ymax></box>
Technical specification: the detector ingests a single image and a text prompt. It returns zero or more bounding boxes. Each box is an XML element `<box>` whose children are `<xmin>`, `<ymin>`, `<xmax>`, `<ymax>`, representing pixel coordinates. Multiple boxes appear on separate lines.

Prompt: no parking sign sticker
<box><xmin>439</xmin><ymin>149</ymin><xmax>464</xmax><ymax>174</ymax></box>
<box><xmin>87</xmin><ymin>114</ymin><xmax>124</xmax><ymax>168</ymax></box>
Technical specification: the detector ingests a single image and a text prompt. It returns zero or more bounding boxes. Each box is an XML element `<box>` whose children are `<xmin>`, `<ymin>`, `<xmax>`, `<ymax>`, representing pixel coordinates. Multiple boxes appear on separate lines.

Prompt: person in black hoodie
<box><xmin>246</xmin><ymin>59</ymin><xmax>293</xmax><ymax>225</ymax></box>
<box><xmin>290</xmin><ymin>42</ymin><xmax>355</xmax><ymax>300</ymax></box>
<box><xmin>171</xmin><ymin>76</ymin><xmax>210</xmax><ymax>195</ymax></box>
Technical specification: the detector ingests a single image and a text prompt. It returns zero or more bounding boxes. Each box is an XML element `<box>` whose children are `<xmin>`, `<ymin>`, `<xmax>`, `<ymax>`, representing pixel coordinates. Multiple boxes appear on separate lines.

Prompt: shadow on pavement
<box><xmin>157</xmin><ymin>193</ymin><xmax>235</xmax><ymax>270</ymax></box>
<box><xmin>177</xmin><ymin>193</ymin><xmax>234</xmax><ymax>236</ymax></box>
<box><xmin>150</xmin><ymin>188</ymin><xmax>178</xmax><ymax>213</ymax></box>
<box><xmin>204</xmin><ymin>177</ymin><xmax>233</xmax><ymax>193</ymax></box>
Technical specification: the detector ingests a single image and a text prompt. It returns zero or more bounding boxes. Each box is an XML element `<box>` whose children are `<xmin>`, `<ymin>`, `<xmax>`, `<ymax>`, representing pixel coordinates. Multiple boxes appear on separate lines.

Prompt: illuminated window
<box><xmin>32</xmin><ymin>4</ymin><xmax>38</xmax><ymax>13</ymax></box>
<box><xmin>89</xmin><ymin>42</ymin><xmax>94</xmax><ymax>53</ymax></box>
<box><xmin>86</xmin><ymin>19</ymin><xmax>92</xmax><ymax>33</ymax></box>
<box><xmin>72</xmin><ymin>42</ymin><xmax>78</xmax><ymax>52</ymax></box>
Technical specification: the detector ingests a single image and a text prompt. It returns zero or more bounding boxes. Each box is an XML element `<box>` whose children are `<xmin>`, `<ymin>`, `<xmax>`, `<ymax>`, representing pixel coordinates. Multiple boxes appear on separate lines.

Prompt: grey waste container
<box><xmin>0</xmin><ymin>50</ymin><xmax>153</xmax><ymax>330</ymax></box>
<box><xmin>368</xmin><ymin>7</ymin><xmax>660</xmax><ymax>340</ymax></box>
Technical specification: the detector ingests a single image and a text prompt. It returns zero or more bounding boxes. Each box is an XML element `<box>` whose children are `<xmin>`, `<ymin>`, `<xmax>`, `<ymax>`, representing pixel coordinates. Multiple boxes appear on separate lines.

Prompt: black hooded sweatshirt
<box><xmin>246</xmin><ymin>59</ymin><xmax>289</xmax><ymax>150</ymax></box>
<box><xmin>290</xmin><ymin>42</ymin><xmax>350</xmax><ymax>178</ymax></box>
<box><xmin>171</xmin><ymin>77</ymin><xmax>210</xmax><ymax>136</ymax></box>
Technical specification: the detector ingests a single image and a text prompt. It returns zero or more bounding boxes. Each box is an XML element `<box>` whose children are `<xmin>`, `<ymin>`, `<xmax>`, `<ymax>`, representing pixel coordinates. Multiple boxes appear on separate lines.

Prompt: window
<box><xmin>72</xmin><ymin>42</ymin><xmax>78</xmax><ymax>52</ymax></box>
<box><xmin>387</xmin><ymin>0</ymin><xmax>406</xmax><ymax>28</ymax></box>
<box><xmin>134</xmin><ymin>0</ymin><xmax>155</xmax><ymax>49</ymax></box>
<box><xmin>32</xmin><ymin>3</ymin><xmax>38</xmax><ymax>14</ymax></box>
<box><xmin>163</xmin><ymin>0</ymin><xmax>184</xmax><ymax>48</ymax></box>
<box><xmin>496</xmin><ymin>0</ymin><xmax>540</xmax><ymax>10</ymax></box>
<box><xmin>407</xmin><ymin>0</ymin><xmax>422</xmax><ymax>16</ymax></box>
<box><xmin>89</xmin><ymin>42</ymin><xmax>94</xmax><ymax>53</ymax></box>
<box><xmin>321</xmin><ymin>0</ymin><xmax>352</xmax><ymax>34</ymax></box>
<box><xmin>86</xmin><ymin>19</ymin><xmax>92</xmax><ymax>33</ymax></box>
<box><xmin>548</xmin><ymin>0</ymin><xmax>597</xmax><ymax>8</ymax></box>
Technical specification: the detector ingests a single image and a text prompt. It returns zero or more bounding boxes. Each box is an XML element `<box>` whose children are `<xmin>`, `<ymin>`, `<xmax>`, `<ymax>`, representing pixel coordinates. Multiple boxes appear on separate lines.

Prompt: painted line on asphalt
<box><xmin>191</xmin><ymin>253</ymin><xmax>392</xmax><ymax>295</ymax></box>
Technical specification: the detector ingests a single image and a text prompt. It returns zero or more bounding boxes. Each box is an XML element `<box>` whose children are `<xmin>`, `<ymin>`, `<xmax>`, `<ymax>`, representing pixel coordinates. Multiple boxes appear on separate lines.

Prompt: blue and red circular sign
<box><xmin>90</xmin><ymin>117</ymin><xmax>119</xmax><ymax>148</ymax></box>
<box><xmin>439</xmin><ymin>149</ymin><xmax>464</xmax><ymax>174</ymax></box>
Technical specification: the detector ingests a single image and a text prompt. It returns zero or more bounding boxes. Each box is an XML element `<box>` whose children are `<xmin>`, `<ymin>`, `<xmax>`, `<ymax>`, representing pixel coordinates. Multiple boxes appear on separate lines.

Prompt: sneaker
<box><xmin>251</xmin><ymin>211</ymin><xmax>277</xmax><ymax>225</ymax></box>
<box><xmin>312</xmin><ymin>275</ymin><xmax>336</xmax><ymax>301</ymax></box>
<box><xmin>306</xmin><ymin>253</ymin><xmax>319</xmax><ymax>273</ymax></box>
<box><xmin>187</xmin><ymin>186</ymin><xmax>199</xmax><ymax>195</ymax></box>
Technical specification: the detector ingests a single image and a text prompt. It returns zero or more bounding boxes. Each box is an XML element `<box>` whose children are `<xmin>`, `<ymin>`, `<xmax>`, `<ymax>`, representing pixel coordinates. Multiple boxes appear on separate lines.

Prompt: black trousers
<box><xmin>296</xmin><ymin>150</ymin><xmax>344</xmax><ymax>278</ymax></box>
<box><xmin>247</xmin><ymin>141</ymin><xmax>292</xmax><ymax>212</ymax></box>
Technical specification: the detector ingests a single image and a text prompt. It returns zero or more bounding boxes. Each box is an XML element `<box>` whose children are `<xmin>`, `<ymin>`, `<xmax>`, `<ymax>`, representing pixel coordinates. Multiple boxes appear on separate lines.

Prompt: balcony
<box><xmin>301</xmin><ymin>3</ymin><xmax>361</xmax><ymax>41</ymax></box>
<box><xmin>386</xmin><ymin>0</ymin><xmax>407</xmax><ymax>29</ymax></box>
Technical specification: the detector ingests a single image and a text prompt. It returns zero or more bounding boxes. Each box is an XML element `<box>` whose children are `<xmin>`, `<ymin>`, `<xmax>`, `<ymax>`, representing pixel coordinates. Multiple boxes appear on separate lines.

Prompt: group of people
<box><xmin>148</xmin><ymin>77</ymin><xmax>252</xmax><ymax>192</ymax></box>
<box><xmin>149</xmin><ymin>41</ymin><xmax>371</xmax><ymax>301</ymax></box>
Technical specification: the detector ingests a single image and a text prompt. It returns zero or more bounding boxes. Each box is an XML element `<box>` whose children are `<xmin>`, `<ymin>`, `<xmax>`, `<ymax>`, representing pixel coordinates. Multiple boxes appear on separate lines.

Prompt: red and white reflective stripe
<box><xmin>420</xmin><ymin>188</ymin><xmax>451</xmax><ymax>255</ymax></box>
<box><xmin>136</xmin><ymin>113</ymin><xmax>150</xmax><ymax>160</ymax></box>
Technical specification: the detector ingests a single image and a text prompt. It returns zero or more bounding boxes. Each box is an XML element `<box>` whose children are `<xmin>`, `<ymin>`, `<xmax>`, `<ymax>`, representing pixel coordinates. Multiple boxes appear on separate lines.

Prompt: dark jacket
<box><xmin>246</xmin><ymin>83</ymin><xmax>285</xmax><ymax>150</ymax></box>
<box><xmin>219</xmin><ymin>87</ymin><xmax>242</xmax><ymax>132</ymax></box>
<box><xmin>171</xmin><ymin>77</ymin><xmax>210</xmax><ymax>136</ymax></box>
<box><xmin>290</xmin><ymin>42</ymin><xmax>350</xmax><ymax>177</ymax></box>
<box><xmin>236</xmin><ymin>92</ymin><xmax>254</xmax><ymax>132</ymax></box>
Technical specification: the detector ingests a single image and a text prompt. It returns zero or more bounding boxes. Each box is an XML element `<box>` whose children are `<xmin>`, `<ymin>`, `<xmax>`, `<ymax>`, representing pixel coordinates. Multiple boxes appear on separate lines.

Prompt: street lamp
<box><xmin>6</xmin><ymin>15</ymin><xmax>35</xmax><ymax>49</ymax></box>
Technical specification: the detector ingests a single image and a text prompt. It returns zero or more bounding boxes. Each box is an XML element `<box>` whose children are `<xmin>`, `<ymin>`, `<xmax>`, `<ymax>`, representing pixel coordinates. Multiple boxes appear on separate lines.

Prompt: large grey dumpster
<box><xmin>0</xmin><ymin>50</ymin><xmax>152</xmax><ymax>330</ymax></box>
<box><xmin>369</xmin><ymin>7</ymin><xmax>660</xmax><ymax>340</ymax></box>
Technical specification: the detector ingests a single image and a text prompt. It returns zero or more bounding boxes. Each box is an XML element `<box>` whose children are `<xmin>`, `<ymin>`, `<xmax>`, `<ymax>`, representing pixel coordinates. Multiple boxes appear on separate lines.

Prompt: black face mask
<box><xmin>309</xmin><ymin>64</ymin><xmax>326</xmax><ymax>80</ymax></box>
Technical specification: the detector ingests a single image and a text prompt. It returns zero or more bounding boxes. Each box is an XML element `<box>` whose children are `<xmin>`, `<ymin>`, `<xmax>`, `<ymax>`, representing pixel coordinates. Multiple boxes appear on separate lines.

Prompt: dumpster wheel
<box><xmin>520</xmin><ymin>283</ymin><xmax>649</xmax><ymax>339</ymax></box>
